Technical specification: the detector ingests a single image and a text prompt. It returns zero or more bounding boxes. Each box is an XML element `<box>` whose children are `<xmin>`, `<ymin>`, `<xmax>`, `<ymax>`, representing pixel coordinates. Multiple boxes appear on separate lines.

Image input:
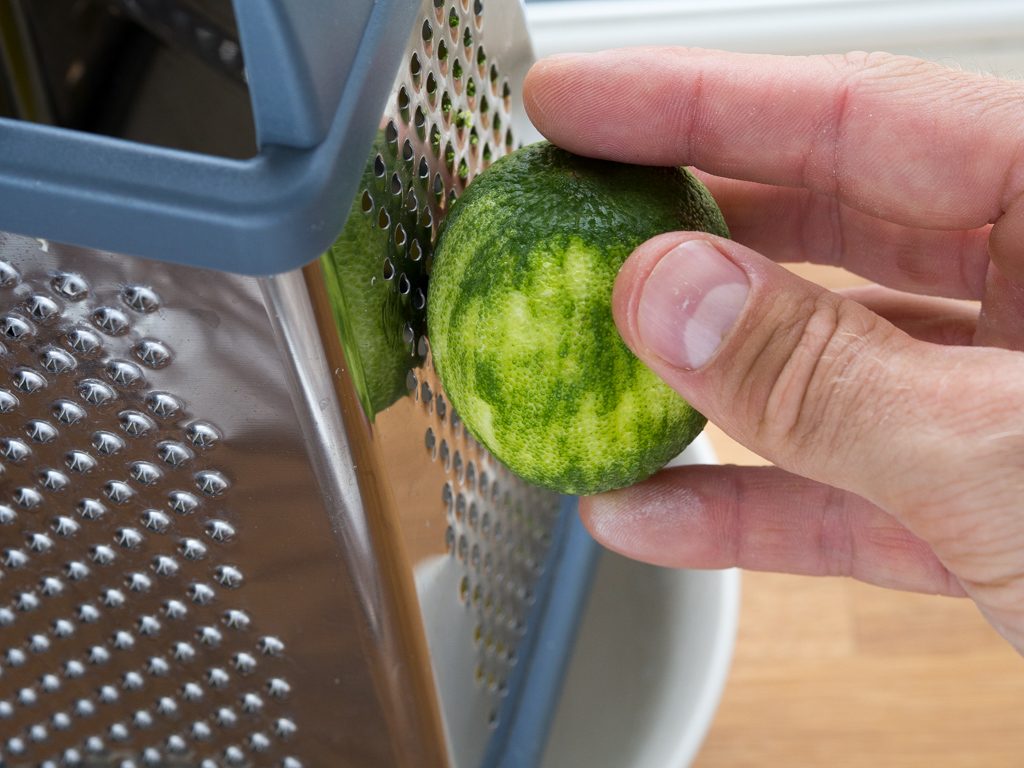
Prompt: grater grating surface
<box><xmin>0</xmin><ymin>0</ymin><xmax>568</xmax><ymax>766</ymax></box>
<box><xmin>0</xmin><ymin>240</ymin><xmax>408</xmax><ymax>767</ymax></box>
<box><xmin>309</xmin><ymin>0</ymin><xmax>566</xmax><ymax>762</ymax></box>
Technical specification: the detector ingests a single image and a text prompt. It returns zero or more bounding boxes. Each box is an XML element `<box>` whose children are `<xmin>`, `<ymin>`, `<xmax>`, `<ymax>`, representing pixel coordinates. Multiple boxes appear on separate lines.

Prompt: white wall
<box><xmin>525</xmin><ymin>0</ymin><xmax>1024</xmax><ymax>77</ymax></box>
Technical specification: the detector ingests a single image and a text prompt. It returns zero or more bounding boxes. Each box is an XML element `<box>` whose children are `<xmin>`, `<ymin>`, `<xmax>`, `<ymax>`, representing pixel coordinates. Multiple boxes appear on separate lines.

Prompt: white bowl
<box><xmin>541</xmin><ymin>435</ymin><xmax>740</xmax><ymax>768</ymax></box>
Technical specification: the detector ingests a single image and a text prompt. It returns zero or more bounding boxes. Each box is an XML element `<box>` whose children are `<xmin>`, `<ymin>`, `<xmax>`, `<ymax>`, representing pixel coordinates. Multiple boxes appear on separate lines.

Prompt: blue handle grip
<box><xmin>0</xmin><ymin>0</ymin><xmax>420</xmax><ymax>276</ymax></box>
<box><xmin>240</xmin><ymin>0</ymin><xmax>368</xmax><ymax>149</ymax></box>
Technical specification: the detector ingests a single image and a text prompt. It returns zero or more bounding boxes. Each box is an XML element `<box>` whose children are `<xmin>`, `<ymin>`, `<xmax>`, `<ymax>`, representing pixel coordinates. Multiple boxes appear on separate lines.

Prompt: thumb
<box><xmin>613</xmin><ymin>232</ymin><xmax>954</xmax><ymax>510</ymax></box>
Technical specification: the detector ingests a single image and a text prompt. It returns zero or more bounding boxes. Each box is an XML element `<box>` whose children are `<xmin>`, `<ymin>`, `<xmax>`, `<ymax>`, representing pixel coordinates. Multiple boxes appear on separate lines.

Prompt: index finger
<box><xmin>523</xmin><ymin>48</ymin><xmax>1024</xmax><ymax>231</ymax></box>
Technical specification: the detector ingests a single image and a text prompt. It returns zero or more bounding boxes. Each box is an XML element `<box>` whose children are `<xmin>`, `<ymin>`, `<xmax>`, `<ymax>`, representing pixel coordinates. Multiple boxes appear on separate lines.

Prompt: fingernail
<box><xmin>635</xmin><ymin>240</ymin><xmax>749</xmax><ymax>369</ymax></box>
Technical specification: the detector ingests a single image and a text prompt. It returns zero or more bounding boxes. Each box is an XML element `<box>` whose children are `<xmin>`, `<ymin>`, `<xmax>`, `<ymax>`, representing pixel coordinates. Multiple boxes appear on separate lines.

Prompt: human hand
<box><xmin>523</xmin><ymin>49</ymin><xmax>1024</xmax><ymax>654</ymax></box>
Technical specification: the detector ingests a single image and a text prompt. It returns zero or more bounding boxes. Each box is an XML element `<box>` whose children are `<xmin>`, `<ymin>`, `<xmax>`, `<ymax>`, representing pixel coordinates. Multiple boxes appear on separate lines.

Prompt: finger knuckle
<box><xmin>749</xmin><ymin>294</ymin><xmax>883</xmax><ymax>463</ymax></box>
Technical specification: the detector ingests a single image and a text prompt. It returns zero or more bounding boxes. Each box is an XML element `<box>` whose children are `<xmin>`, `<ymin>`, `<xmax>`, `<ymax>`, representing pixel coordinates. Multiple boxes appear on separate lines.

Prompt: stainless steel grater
<box><xmin>0</xmin><ymin>1</ymin><xmax>596</xmax><ymax>767</ymax></box>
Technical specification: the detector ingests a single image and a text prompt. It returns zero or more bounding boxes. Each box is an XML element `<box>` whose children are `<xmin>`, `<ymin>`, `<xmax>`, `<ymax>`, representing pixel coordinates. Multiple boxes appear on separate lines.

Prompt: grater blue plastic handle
<box><xmin>0</xmin><ymin>0</ymin><xmax>419</xmax><ymax>276</ymax></box>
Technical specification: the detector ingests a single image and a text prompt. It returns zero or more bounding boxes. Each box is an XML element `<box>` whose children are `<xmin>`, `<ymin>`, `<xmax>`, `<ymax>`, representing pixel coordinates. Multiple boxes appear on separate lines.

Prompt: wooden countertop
<box><xmin>691</xmin><ymin>265</ymin><xmax>1024</xmax><ymax>767</ymax></box>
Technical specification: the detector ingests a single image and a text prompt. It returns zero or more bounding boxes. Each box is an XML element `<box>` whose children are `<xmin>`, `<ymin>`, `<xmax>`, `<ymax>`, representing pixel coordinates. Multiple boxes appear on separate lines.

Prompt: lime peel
<box><xmin>427</xmin><ymin>141</ymin><xmax>729</xmax><ymax>494</ymax></box>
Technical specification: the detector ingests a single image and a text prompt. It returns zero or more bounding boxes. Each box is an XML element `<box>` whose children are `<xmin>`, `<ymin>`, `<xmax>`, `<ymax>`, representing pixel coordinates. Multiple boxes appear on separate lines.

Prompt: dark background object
<box><xmin>0</xmin><ymin>0</ymin><xmax>256</xmax><ymax>158</ymax></box>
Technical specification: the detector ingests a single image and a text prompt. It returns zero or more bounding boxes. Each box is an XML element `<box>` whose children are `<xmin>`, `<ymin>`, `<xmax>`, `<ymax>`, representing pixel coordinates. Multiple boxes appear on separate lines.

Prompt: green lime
<box><xmin>321</xmin><ymin>132</ymin><xmax>428</xmax><ymax>420</ymax></box>
<box><xmin>427</xmin><ymin>142</ymin><xmax>728</xmax><ymax>494</ymax></box>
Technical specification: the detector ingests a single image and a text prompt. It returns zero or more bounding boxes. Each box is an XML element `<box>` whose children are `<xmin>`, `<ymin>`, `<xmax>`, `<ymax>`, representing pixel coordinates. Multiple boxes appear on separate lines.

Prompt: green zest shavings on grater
<box><xmin>321</xmin><ymin>131</ymin><xmax>429</xmax><ymax>421</ymax></box>
<box><xmin>427</xmin><ymin>142</ymin><xmax>728</xmax><ymax>494</ymax></box>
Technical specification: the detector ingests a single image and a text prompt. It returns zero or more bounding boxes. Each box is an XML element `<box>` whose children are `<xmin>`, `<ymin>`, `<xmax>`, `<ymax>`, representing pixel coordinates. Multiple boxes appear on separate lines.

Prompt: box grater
<box><xmin>0</xmin><ymin>1</ymin><xmax>599</xmax><ymax>767</ymax></box>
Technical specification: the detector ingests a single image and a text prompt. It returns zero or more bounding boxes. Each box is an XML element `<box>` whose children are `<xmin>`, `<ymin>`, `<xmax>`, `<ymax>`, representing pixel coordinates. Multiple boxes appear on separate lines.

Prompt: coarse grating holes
<box><xmin>233</xmin><ymin>651</ymin><xmax>256</xmax><ymax>674</ymax></box>
<box><xmin>157</xmin><ymin>696</ymin><xmax>177</xmax><ymax>715</ymax></box>
<box><xmin>142</xmin><ymin>510</ymin><xmax>171</xmax><ymax>533</ymax></box>
<box><xmin>40</xmin><ymin>347</ymin><xmax>76</xmax><ymax>374</ymax></box>
<box><xmin>197</xmin><ymin>625</ymin><xmax>222</xmax><ymax>646</ymax></box>
<box><xmin>138</xmin><ymin>616</ymin><xmax>161</xmax><ymax>636</ymax></box>
<box><xmin>169</xmin><ymin>489</ymin><xmax>200</xmax><ymax>514</ymax></box>
<box><xmin>15</xmin><ymin>486</ymin><xmax>43</xmax><ymax>508</ymax></box>
<box><xmin>40</xmin><ymin>468</ymin><xmax>69</xmax><ymax>490</ymax></box>
<box><xmin>164</xmin><ymin>599</ymin><xmax>188</xmax><ymax>620</ymax></box>
<box><xmin>206</xmin><ymin>519</ymin><xmax>235</xmax><ymax>542</ymax></box>
<box><xmin>42</xmin><ymin>576</ymin><xmax>65</xmax><ymax>597</ymax></box>
<box><xmin>189</xmin><ymin>582</ymin><xmax>215</xmax><ymax>604</ymax></box>
<box><xmin>77</xmin><ymin>378</ymin><xmax>114</xmax><ymax>406</ymax></box>
<box><xmin>241</xmin><ymin>692</ymin><xmax>263</xmax><ymax>713</ymax></box>
<box><xmin>216</xmin><ymin>565</ymin><xmax>243</xmax><ymax>588</ymax></box>
<box><xmin>157</xmin><ymin>440</ymin><xmax>193</xmax><ymax>467</ymax></box>
<box><xmin>105</xmin><ymin>480</ymin><xmax>134</xmax><ymax>504</ymax></box>
<box><xmin>146</xmin><ymin>390</ymin><xmax>183</xmax><ymax>418</ymax></box>
<box><xmin>221</xmin><ymin>609</ymin><xmax>249</xmax><ymax>632</ymax></box>
<box><xmin>131</xmin><ymin>461</ymin><xmax>163</xmax><ymax>485</ymax></box>
<box><xmin>77</xmin><ymin>498</ymin><xmax>106</xmax><ymax>520</ymax></box>
<box><xmin>26</xmin><ymin>294</ymin><xmax>60</xmax><ymax>322</ymax></box>
<box><xmin>0</xmin><ymin>260</ymin><xmax>21</xmax><ymax>286</ymax></box>
<box><xmin>134</xmin><ymin>339</ymin><xmax>172</xmax><ymax>368</ymax></box>
<box><xmin>66</xmin><ymin>326</ymin><xmax>101</xmax><ymax>355</ymax></box>
<box><xmin>13</xmin><ymin>368</ymin><xmax>46</xmax><ymax>394</ymax></box>
<box><xmin>0</xmin><ymin>388</ymin><xmax>18</xmax><ymax>413</ymax></box>
<box><xmin>181</xmin><ymin>538</ymin><xmax>208</xmax><ymax>561</ymax></box>
<box><xmin>4</xmin><ymin>548</ymin><xmax>30</xmax><ymax>568</ymax></box>
<box><xmin>51</xmin><ymin>271</ymin><xmax>87</xmax><ymax>299</ymax></box>
<box><xmin>152</xmin><ymin>553</ymin><xmax>179</xmax><ymax>579</ymax></box>
<box><xmin>2</xmin><ymin>313</ymin><xmax>34</xmax><ymax>341</ymax></box>
<box><xmin>121</xmin><ymin>285</ymin><xmax>161</xmax><ymax>313</ymax></box>
<box><xmin>93</xmin><ymin>430</ymin><xmax>125</xmax><ymax>455</ymax></box>
<box><xmin>102</xmin><ymin>588</ymin><xmax>126</xmax><ymax>608</ymax></box>
<box><xmin>27</xmin><ymin>532</ymin><xmax>53</xmax><ymax>553</ymax></box>
<box><xmin>186</xmin><ymin>421</ymin><xmax>220</xmax><ymax>448</ymax></box>
<box><xmin>0</xmin><ymin>249</ymin><xmax>294</xmax><ymax>763</ymax></box>
<box><xmin>119</xmin><ymin>409</ymin><xmax>155</xmax><ymax>437</ymax></box>
<box><xmin>65</xmin><ymin>562</ymin><xmax>89</xmax><ymax>581</ymax></box>
<box><xmin>91</xmin><ymin>306</ymin><xmax>130</xmax><ymax>335</ymax></box>
<box><xmin>174</xmin><ymin>641</ymin><xmax>196</xmax><ymax>662</ymax></box>
<box><xmin>53</xmin><ymin>399</ymin><xmax>85</xmax><ymax>425</ymax></box>
<box><xmin>195</xmin><ymin>469</ymin><xmax>229</xmax><ymax>496</ymax></box>
<box><xmin>53</xmin><ymin>516</ymin><xmax>79</xmax><ymax>537</ymax></box>
<box><xmin>191</xmin><ymin>719</ymin><xmax>212</xmax><ymax>739</ymax></box>
<box><xmin>126</xmin><ymin>572</ymin><xmax>152</xmax><ymax>593</ymax></box>
<box><xmin>258</xmin><ymin>636</ymin><xmax>285</xmax><ymax>656</ymax></box>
